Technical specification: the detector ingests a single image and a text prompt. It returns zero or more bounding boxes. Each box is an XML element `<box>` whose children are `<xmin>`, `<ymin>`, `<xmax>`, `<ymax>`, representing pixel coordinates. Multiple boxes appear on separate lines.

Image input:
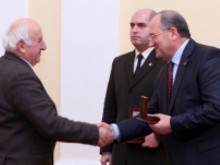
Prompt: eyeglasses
<box><xmin>149</xmin><ymin>29</ymin><xmax>168</xmax><ymax>40</ymax></box>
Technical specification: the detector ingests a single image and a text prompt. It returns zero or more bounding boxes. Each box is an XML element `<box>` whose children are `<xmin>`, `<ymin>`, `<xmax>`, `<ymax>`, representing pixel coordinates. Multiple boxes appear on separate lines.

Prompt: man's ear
<box><xmin>169</xmin><ymin>27</ymin><xmax>178</xmax><ymax>40</ymax></box>
<box><xmin>16</xmin><ymin>40</ymin><xmax>26</xmax><ymax>53</ymax></box>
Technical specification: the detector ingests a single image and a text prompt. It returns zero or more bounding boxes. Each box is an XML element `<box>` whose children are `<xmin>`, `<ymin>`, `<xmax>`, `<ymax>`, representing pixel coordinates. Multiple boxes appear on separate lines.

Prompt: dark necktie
<box><xmin>167</xmin><ymin>61</ymin><xmax>174</xmax><ymax>107</ymax></box>
<box><xmin>134</xmin><ymin>54</ymin><xmax>143</xmax><ymax>78</ymax></box>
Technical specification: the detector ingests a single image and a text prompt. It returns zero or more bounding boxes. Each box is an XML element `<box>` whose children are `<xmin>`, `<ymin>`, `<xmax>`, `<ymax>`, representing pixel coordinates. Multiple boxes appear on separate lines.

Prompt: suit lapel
<box><xmin>131</xmin><ymin>50</ymin><xmax>157</xmax><ymax>88</ymax></box>
<box><xmin>124</xmin><ymin>51</ymin><xmax>135</xmax><ymax>87</ymax></box>
<box><xmin>168</xmin><ymin>39</ymin><xmax>196</xmax><ymax>114</ymax></box>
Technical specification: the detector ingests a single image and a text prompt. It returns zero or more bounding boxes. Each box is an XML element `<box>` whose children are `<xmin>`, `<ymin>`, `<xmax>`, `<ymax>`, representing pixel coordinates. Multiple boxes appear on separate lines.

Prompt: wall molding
<box><xmin>55</xmin><ymin>159</ymin><xmax>99</xmax><ymax>165</ymax></box>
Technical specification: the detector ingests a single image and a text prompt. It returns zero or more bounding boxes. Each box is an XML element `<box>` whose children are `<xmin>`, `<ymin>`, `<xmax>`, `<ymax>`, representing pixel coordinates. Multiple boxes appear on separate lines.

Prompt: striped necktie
<box><xmin>167</xmin><ymin>61</ymin><xmax>174</xmax><ymax>107</ymax></box>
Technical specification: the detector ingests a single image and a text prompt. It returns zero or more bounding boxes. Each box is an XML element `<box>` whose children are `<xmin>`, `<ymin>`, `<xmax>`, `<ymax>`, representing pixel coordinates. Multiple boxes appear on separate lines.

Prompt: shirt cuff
<box><xmin>111</xmin><ymin>123</ymin><xmax>121</xmax><ymax>141</ymax></box>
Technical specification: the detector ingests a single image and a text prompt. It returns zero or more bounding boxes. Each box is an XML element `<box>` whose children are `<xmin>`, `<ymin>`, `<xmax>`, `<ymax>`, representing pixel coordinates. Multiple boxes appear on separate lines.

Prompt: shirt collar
<box><xmin>135</xmin><ymin>47</ymin><xmax>154</xmax><ymax>60</ymax></box>
<box><xmin>171</xmin><ymin>39</ymin><xmax>190</xmax><ymax>65</ymax></box>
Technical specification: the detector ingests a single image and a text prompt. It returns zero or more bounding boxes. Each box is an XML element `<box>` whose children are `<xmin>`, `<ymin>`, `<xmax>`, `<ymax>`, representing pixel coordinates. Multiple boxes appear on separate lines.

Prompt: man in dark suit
<box><xmin>0</xmin><ymin>18</ymin><xmax>113</xmax><ymax>165</ymax></box>
<box><xmin>100</xmin><ymin>9</ymin><xmax>169</xmax><ymax>165</ymax></box>
<box><xmin>110</xmin><ymin>10</ymin><xmax>220</xmax><ymax>165</ymax></box>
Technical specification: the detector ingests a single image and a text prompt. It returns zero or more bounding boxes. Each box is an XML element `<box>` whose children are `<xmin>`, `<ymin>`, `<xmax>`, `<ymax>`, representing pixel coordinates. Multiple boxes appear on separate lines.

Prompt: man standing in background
<box><xmin>100</xmin><ymin>8</ymin><xmax>169</xmax><ymax>165</ymax></box>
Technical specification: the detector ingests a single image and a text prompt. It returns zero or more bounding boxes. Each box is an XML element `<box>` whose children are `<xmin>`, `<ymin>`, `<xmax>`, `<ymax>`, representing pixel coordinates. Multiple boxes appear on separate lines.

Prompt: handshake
<box><xmin>97</xmin><ymin>122</ymin><xmax>115</xmax><ymax>147</ymax></box>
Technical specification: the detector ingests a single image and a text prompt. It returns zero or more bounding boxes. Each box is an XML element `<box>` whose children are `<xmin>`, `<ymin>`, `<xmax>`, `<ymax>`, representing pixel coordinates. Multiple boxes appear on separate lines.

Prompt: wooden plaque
<box><xmin>139</xmin><ymin>96</ymin><xmax>159</xmax><ymax>124</ymax></box>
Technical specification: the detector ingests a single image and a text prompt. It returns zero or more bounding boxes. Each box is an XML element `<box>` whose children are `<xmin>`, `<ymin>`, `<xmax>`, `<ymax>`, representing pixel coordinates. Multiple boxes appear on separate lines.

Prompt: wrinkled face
<box><xmin>130</xmin><ymin>12</ymin><xmax>150</xmax><ymax>52</ymax></box>
<box><xmin>148</xmin><ymin>15</ymin><xmax>173</xmax><ymax>60</ymax></box>
<box><xmin>23</xmin><ymin>25</ymin><xmax>47</xmax><ymax>66</ymax></box>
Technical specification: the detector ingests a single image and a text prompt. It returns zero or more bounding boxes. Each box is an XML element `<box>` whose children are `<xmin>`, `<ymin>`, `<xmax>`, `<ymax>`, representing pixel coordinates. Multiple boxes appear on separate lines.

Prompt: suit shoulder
<box><xmin>0</xmin><ymin>57</ymin><xmax>34</xmax><ymax>81</ymax></box>
<box><xmin>193</xmin><ymin>41</ymin><xmax>220</xmax><ymax>54</ymax></box>
<box><xmin>113</xmin><ymin>51</ymin><xmax>133</xmax><ymax>61</ymax></box>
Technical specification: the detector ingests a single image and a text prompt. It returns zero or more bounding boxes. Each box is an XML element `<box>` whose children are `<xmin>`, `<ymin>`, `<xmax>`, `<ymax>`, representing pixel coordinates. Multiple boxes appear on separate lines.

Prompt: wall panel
<box><xmin>58</xmin><ymin>0</ymin><xmax>119</xmax><ymax>164</ymax></box>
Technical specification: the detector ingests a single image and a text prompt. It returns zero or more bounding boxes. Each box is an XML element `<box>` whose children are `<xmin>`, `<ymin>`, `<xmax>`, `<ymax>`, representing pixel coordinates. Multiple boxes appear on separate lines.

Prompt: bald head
<box><xmin>2</xmin><ymin>18</ymin><xmax>42</xmax><ymax>53</ymax></box>
<box><xmin>11</xmin><ymin>18</ymin><xmax>40</xmax><ymax>29</ymax></box>
<box><xmin>2</xmin><ymin>18</ymin><xmax>46</xmax><ymax>66</ymax></box>
<box><xmin>132</xmin><ymin>8</ymin><xmax>157</xmax><ymax>22</ymax></box>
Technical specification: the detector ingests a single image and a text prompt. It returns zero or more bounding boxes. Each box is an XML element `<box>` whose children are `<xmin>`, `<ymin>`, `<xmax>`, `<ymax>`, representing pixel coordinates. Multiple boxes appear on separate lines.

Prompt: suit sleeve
<box><xmin>116</xmin><ymin>117</ymin><xmax>152</xmax><ymax>142</ymax></box>
<box><xmin>7</xmin><ymin>71</ymin><xmax>99</xmax><ymax>145</ymax></box>
<box><xmin>100</xmin><ymin>59</ymin><xmax>117</xmax><ymax>153</ymax></box>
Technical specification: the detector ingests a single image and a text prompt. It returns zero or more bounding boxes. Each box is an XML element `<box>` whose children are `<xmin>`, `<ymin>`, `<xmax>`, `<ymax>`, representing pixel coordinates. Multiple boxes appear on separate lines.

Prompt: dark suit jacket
<box><xmin>117</xmin><ymin>39</ymin><xmax>220</xmax><ymax>165</ymax></box>
<box><xmin>0</xmin><ymin>52</ymin><xmax>99</xmax><ymax>165</ymax></box>
<box><xmin>101</xmin><ymin>50</ymin><xmax>169</xmax><ymax>165</ymax></box>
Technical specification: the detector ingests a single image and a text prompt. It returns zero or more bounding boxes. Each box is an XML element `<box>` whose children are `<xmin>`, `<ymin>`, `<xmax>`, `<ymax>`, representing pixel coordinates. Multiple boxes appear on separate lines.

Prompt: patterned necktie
<box><xmin>167</xmin><ymin>61</ymin><xmax>174</xmax><ymax>107</ymax></box>
<box><xmin>134</xmin><ymin>54</ymin><xmax>143</xmax><ymax>78</ymax></box>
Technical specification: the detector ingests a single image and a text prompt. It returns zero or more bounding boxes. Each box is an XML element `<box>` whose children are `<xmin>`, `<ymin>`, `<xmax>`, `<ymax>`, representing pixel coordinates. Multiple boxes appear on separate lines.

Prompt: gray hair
<box><xmin>2</xmin><ymin>22</ymin><xmax>32</xmax><ymax>53</ymax></box>
<box><xmin>159</xmin><ymin>10</ymin><xmax>191</xmax><ymax>38</ymax></box>
<box><xmin>148</xmin><ymin>9</ymin><xmax>157</xmax><ymax>21</ymax></box>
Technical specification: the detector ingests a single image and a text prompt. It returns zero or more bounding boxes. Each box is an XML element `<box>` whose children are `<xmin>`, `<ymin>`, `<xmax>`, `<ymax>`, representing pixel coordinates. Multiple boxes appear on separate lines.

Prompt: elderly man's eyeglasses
<box><xmin>149</xmin><ymin>29</ymin><xmax>168</xmax><ymax>40</ymax></box>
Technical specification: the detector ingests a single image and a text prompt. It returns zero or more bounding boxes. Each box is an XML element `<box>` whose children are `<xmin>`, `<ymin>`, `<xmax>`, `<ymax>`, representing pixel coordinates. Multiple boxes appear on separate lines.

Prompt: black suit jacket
<box><xmin>117</xmin><ymin>39</ymin><xmax>220</xmax><ymax>165</ymax></box>
<box><xmin>0</xmin><ymin>52</ymin><xmax>99</xmax><ymax>165</ymax></box>
<box><xmin>101</xmin><ymin>50</ymin><xmax>169</xmax><ymax>165</ymax></box>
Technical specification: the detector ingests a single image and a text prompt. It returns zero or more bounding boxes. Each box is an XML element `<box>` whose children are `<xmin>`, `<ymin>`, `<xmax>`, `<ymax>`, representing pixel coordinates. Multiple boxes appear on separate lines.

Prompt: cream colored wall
<box><xmin>119</xmin><ymin>0</ymin><xmax>220</xmax><ymax>53</ymax></box>
<box><xmin>28</xmin><ymin>0</ymin><xmax>61</xmax><ymax>161</ymax></box>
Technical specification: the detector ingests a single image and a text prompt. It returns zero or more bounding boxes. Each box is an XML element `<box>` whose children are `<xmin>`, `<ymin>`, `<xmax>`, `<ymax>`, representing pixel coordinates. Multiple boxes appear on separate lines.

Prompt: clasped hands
<box><xmin>96</xmin><ymin>113</ymin><xmax>172</xmax><ymax>147</ymax></box>
<box><xmin>97</xmin><ymin>122</ymin><xmax>115</xmax><ymax>147</ymax></box>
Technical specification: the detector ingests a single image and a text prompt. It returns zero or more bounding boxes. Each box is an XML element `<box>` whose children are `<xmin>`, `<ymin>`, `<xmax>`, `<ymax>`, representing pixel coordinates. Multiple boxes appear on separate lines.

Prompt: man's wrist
<box><xmin>111</xmin><ymin>124</ymin><xmax>121</xmax><ymax>141</ymax></box>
